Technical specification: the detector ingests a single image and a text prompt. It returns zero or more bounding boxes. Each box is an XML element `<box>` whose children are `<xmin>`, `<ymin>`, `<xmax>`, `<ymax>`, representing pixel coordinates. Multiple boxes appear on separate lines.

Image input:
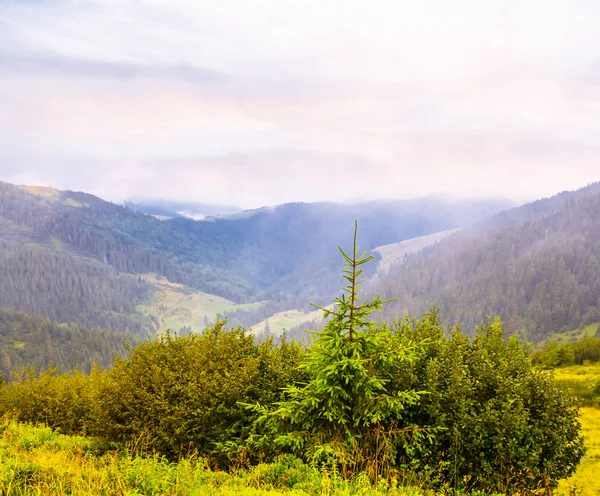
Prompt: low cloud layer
<box><xmin>1</xmin><ymin>0</ymin><xmax>599</xmax><ymax>207</ymax></box>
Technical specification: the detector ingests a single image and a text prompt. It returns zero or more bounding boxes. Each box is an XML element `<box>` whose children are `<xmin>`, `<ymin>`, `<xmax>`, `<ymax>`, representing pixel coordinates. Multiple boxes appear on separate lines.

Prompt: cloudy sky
<box><xmin>0</xmin><ymin>0</ymin><xmax>599</xmax><ymax>207</ymax></box>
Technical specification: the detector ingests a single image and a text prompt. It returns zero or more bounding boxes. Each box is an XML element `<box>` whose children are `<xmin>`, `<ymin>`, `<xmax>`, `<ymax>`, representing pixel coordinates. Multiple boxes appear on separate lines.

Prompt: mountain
<box><xmin>0</xmin><ymin>181</ymin><xmax>512</xmax><ymax>336</ymax></box>
<box><xmin>371</xmin><ymin>182</ymin><xmax>600</xmax><ymax>342</ymax></box>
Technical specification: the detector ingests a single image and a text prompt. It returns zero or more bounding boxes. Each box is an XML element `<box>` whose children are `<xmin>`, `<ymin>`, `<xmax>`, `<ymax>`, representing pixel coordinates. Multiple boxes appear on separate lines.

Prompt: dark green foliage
<box><xmin>90</xmin><ymin>319</ymin><xmax>304</xmax><ymax>463</ymax></box>
<box><xmin>0</xmin><ymin>309</ymin><xmax>142</xmax><ymax>381</ymax></box>
<box><xmin>393</xmin><ymin>311</ymin><xmax>585</xmax><ymax>493</ymax></box>
<box><xmin>533</xmin><ymin>337</ymin><xmax>600</xmax><ymax>368</ymax></box>
<box><xmin>376</xmin><ymin>182</ymin><xmax>600</xmax><ymax>342</ymax></box>
<box><xmin>0</xmin><ymin>240</ymin><xmax>153</xmax><ymax>333</ymax></box>
<box><xmin>253</xmin><ymin>223</ymin><xmax>425</xmax><ymax>474</ymax></box>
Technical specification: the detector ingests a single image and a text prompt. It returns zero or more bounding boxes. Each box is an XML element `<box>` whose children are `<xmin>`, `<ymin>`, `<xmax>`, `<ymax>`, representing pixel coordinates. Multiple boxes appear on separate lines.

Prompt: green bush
<box><xmin>89</xmin><ymin>320</ymin><xmax>304</xmax><ymax>463</ymax></box>
<box><xmin>393</xmin><ymin>311</ymin><xmax>585</xmax><ymax>494</ymax></box>
<box><xmin>0</xmin><ymin>366</ymin><xmax>100</xmax><ymax>434</ymax></box>
<box><xmin>533</xmin><ymin>337</ymin><xmax>600</xmax><ymax>368</ymax></box>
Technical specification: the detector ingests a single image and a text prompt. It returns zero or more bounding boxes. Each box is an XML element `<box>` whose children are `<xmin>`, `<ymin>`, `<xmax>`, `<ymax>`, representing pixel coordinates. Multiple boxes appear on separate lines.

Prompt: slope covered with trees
<box><xmin>374</xmin><ymin>182</ymin><xmax>600</xmax><ymax>342</ymax></box>
<box><xmin>0</xmin><ymin>181</ymin><xmax>511</xmax><ymax>334</ymax></box>
<box><xmin>0</xmin><ymin>232</ymin><xmax>153</xmax><ymax>332</ymax></box>
<box><xmin>0</xmin><ymin>309</ymin><xmax>142</xmax><ymax>379</ymax></box>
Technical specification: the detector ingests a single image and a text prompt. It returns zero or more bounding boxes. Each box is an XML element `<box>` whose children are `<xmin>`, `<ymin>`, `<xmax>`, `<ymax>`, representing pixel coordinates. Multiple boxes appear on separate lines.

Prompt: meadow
<box><xmin>554</xmin><ymin>363</ymin><xmax>600</xmax><ymax>495</ymax></box>
<box><xmin>536</xmin><ymin>323</ymin><xmax>600</xmax><ymax>349</ymax></box>
<box><xmin>557</xmin><ymin>406</ymin><xmax>600</xmax><ymax>496</ymax></box>
<box><xmin>0</xmin><ymin>420</ymin><xmax>437</xmax><ymax>496</ymax></box>
<box><xmin>137</xmin><ymin>273</ymin><xmax>262</xmax><ymax>332</ymax></box>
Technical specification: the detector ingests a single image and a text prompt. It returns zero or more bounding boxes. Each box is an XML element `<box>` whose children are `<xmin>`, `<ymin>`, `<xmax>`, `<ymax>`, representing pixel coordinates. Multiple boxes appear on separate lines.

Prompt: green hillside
<box><xmin>0</xmin><ymin>180</ymin><xmax>510</xmax><ymax>335</ymax></box>
<box><xmin>0</xmin><ymin>309</ymin><xmax>142</xmax><ymax>378</ymax></box>
<box><xmin>137</xmin><ymin>274</ymin><xmax>262</xmax><ymax>333</ymax></box>
<box><xmin>374</xmin><ymin>182</ymin><xmax>600</xmax><ymax>342</ymax></box>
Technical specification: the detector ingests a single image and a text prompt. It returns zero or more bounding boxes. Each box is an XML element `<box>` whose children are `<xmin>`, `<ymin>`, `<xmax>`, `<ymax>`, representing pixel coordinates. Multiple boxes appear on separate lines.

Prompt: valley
<box><xmin>2</xmin><ymin>180</ymin><xmax>600</xmax><ymax>495</ymax></box>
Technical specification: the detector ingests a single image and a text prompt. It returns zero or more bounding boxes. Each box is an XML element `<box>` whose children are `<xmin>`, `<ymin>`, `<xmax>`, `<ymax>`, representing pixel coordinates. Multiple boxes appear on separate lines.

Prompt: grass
<box><xmin>251</xmin><ymin>307</ymin><xmax>330</xmax><ymax>336</ymax></box>
<box><xmin>549</xmin><ymin>363</ymin><xmax>600</xmax><ymax>495</ymax></box>
<box><xmin>372</xmin><ymin>229</ymin><xmax>460</xmax><ymax>275</ymax></box>
<box><xmin>0</xmin><ymin>421</ymin><xmax>434</xmax><ymax>496</ymax></box>
<box><xmin>537</xmin><ymin>323</ymin><xmax>600</xmax><ymax>349</ymax></box>
<box><xmin>553</xmin><ymin>363</ymin><xmax>600</xmax><ymax>407</ymax></box>
<box><xmin>137</xmin><ymin>274</ymin><xmax>262</xmax><ymax>333</ymax></box>
<box><xmin>558</xmin><ymin>406</ymin><xmax>600</xmax><ymax>496</ymax></box>
<box><xmin>17</xmin><ymin>185</ymin><xmax>61</xmax><ymax>200</ymax></box>
<box><xmin>62</xmin><ymin>197</ymin><xmax>85</xmax><ymax>208</ymax></box>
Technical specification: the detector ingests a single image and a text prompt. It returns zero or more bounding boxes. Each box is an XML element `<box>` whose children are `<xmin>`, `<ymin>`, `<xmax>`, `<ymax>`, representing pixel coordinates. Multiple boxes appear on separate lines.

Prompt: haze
<box><xmin>0</xmin><ymin>0</ymin><xmax>599</xmax><ymax>208</ymax></box>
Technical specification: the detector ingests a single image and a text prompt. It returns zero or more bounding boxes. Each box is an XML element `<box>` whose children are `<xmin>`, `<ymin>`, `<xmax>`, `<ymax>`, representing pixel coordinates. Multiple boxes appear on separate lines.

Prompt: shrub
<box><xmin>89</xmin><ymin>319</ymin><xmax>304</xmax><ymax>463</ymax></box>
<box><xmin>393</xmin><ymin>312</ymin><xmax>585</xmax><ymax>493</ymax></box>
<box><xmin>0</xmin><ymin>366</ymin><xmax>99</xmax><ymax>435</ymax></box>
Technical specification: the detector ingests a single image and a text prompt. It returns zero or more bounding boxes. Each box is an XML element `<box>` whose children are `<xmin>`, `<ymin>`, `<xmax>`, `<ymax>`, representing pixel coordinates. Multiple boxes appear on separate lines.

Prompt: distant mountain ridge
<box><xmin>371</xmin><ymin>181</ymin><xmax>600</xmax><ymax>342</ymax></box>
<box><xmin>4</xmin><ymin>177</ymin><xmax>600</xmax><ymax>373</ymax></box>
<box><xmin>0</xmin><ymin>180</ymin><xmax>513</xmax><ymax>336</ymax></box>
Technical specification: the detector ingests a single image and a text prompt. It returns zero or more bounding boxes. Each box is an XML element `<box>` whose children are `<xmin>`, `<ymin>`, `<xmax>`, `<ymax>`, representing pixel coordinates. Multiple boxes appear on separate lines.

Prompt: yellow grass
<box><xmin>558</xmin><ymin>406</ymin><xmax>600</xmax><ymax>496</ymax></box>
<box><xmin>18</xmin><ymin>185</ymin><xmax>60</xmax><ymax>200</ymax></box>
<box><xmin>553</xmin><ymin>363</ymin><xmax>600</xmax><ymax>385</ymax></box>
<box><xmin>0</xmin><ymin>421</ymin><xmax>429</xmax><ymax>496</ymax></box>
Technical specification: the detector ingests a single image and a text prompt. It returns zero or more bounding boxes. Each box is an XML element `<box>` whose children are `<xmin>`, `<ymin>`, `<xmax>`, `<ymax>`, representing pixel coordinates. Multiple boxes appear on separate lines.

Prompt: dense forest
<box><xmin>0</xmin><ymin>309</ymin><xmax>142</xmax><ymax>379</ymax></box>
<box><xmin>372</xmin><ymin>183</ymin><xmax>600</xmax><ymax>342</ymax></box>
<box><xmin>0</xmin><ymin>234</ymin><xmax>153</xmax><ymax>332</ymax></box>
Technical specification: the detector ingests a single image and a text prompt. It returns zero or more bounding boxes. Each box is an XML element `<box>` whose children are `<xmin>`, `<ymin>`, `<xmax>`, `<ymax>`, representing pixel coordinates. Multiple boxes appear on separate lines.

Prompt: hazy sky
<box><xmin>0</xmin><ymin>0</ymin><xmax>599</xmax><ymax>207</ymax></box>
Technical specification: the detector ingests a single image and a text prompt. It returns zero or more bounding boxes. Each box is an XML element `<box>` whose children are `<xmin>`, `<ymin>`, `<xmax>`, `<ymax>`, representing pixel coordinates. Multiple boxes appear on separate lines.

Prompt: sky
<box><xmin>0</xmin><ymin>0</ymin><xmax>599</xmax><ymax>208</ymax></box>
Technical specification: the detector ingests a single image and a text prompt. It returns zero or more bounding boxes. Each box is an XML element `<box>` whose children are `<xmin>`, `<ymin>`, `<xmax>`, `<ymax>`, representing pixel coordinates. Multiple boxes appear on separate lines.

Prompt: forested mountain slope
<box><xmin>0</xmin><ymin>309</ymin><xmax>142</xmax><ymax>379</ymax></box>
<box><xmin>0</xmin><ymin>181</ymin><xmax>511</xmax><ymax>336</ymax></box>
<box><xmin>373</xmin><ymin>182</ymin><xmax>600</xmax><ymax>342</ymax></box>
<box><xmin>0</xmin><ymin>183</ymin><xmax>250</xmax><ymax>302</ymax></box>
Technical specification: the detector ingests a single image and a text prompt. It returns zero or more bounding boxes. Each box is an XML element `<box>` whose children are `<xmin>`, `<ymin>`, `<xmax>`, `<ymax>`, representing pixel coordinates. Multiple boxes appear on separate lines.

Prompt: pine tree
<box><xmin>253</xmin><ymin>222</ymin><xmax>424</xmax><ymax>474</ymax></box>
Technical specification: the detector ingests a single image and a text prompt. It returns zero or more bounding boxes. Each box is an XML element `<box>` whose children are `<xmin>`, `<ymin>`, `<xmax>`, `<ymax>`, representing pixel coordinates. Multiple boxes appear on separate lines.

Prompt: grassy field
<box><xmin>251</xmin><ymin>306</ymin><xmax>331</xmax><ymax>336</ymax></box>
<box><xmin>551</xmin><ymin>363</ymin><xmax>600</xmax><ymax>495</ymax></box>
<box><xmin>1</xmin><ymin>408</ymin><xmax>598</xmax><ymax>495</ymax></box>
<box><xmin>537</xmin><ymin>323</ymin><xmax>600</xmax><ymax>349</ymax></box>
<box><xmin>372</xmin><ymin>229</ymin><xmax>461</xmax><ymax>275</ymax></box>
<box><xmin>558</xmin><ymin>406</ymin><xmax>600</xmax><ymax>496</ymax></box>
<box><xmin>553</xmin><ymin>363</ymin><xmax>600</xmax><ymax>407</ymax></box>
<box><xmin>137</xmin><ymin>274</ymin><xmax>262</xmax><ymax>333</ymax></box>
<box><xmin>0</xmin><ymin>421</ymin><xmax>432</xmax><ymax>496</ymax></box>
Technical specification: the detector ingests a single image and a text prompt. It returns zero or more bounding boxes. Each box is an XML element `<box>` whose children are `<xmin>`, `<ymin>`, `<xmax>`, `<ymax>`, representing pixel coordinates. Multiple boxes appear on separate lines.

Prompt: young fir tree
<box><xmin>253</xmin><ymin>222</ymin><xmax>424</xmax><ymax>473</ymax></box>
